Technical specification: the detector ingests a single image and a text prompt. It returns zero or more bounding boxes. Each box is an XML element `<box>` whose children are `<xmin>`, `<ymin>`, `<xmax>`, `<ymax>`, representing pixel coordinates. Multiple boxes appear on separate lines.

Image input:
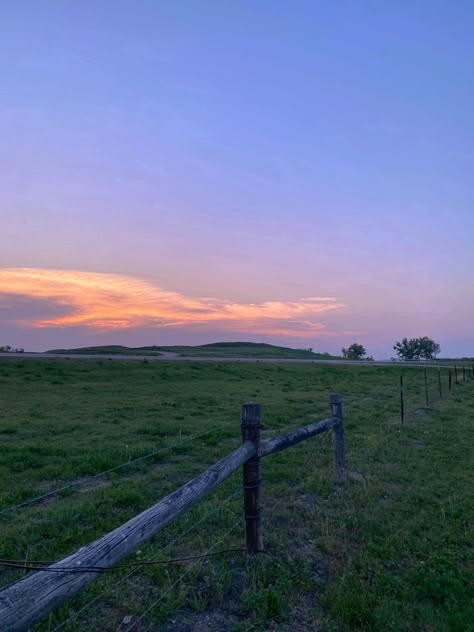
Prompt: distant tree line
<box><xmin>341</xmin><ymin>343</ymin><xmax>374</xmax><ymax>361</ymax></box>
<box><xmin>392</xmin><ymin>337</ymin><xmax>440</xmax><ymax>360</ymax></box>
<box><xmin>341</xmin><ymin>336</ymin><xmax>440</xmax><ymax>361</ymax></box>
<box><xmin>0</xmin><ymin>345</ymin><xmax>24</xmax><ymax>353</ymax></box>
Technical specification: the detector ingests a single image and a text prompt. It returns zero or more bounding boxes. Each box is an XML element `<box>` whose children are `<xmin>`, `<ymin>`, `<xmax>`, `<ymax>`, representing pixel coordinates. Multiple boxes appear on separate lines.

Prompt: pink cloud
<box><xmin>0</xmin><ymin>268</ymin><xmax>348</xmax><ymax>338</ymax></box>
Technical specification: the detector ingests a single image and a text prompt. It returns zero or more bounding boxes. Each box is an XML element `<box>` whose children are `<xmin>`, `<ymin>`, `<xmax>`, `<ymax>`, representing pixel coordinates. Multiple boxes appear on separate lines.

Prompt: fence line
<box><xmin>0</xmin><ymin>397</ymin><xmax>344</xmax><ymax>631</ymax></box>
<box><xmin>52</xmin><ymin>436</ymin><xmax>327</xmax><ymax>631</ymax></box>
<box><xmin>1</xmin><ymin>363</ymin><xmax>472</xmax><ymax>630</ymax></box>
<box><xmin>399</xmin><ymin>363</ymin><xmax>474</xmax><ymax>423</ymax></box>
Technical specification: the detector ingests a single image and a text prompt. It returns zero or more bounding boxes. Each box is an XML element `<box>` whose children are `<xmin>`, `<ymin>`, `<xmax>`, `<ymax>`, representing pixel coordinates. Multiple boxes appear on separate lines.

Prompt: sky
<box><xmin>1</xmin><ymin>1</ymin><xmax>473</xmax><ymax>357</ymax></box>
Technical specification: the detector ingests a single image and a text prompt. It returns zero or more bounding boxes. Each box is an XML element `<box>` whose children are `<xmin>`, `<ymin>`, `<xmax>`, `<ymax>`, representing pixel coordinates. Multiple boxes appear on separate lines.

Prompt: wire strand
<box><xmin>269</xmin><ymin>428</ymin><xmax>327</xmax><ymax>517</ymax></box>
<box><xmin>51</xmin><ymin>486</ymin><xmax>241</xmax><ymax>631</ymax></box>
<box><xmin>0</xmin><ymin>549</ymin><xmax>246</xmax><ymax>573</ymax></box>
<box><xmin>0</xmin><ymin>424</ymin><xmax>232</xmax><ymax>515</ymax></box>
<box><xmin>127</xmin><ymin>518</ymin><xmax>243</xmax><ymax>632</ymax></box>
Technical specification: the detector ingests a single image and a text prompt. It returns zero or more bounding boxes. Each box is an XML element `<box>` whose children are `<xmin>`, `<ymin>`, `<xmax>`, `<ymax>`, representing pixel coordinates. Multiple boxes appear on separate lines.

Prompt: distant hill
<box><xmin>47</xmin><ymin>345</ymin><xmax>164</xmax><ymax>356</ymax></box>
<box><xmin>47</xmin><ymin>342</ymin><xmax>341</xmax><ymax>360</ymax></box>
<box><xmin>159</xmin><ymin>342</ymin><xmax>341</xmax><ymax>359</ymax></box>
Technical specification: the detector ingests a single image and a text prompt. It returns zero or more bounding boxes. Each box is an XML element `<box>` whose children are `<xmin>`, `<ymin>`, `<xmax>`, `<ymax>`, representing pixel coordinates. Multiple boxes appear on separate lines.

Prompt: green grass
<box><xmin>0</xmin><ymin>359</ymin><xmax>472</xmax><ymax>630</ymax></box>
<box><xmin>47</xmin><ymin>341</ymin><xmax>342</xmax><ymax>360</ymax></box>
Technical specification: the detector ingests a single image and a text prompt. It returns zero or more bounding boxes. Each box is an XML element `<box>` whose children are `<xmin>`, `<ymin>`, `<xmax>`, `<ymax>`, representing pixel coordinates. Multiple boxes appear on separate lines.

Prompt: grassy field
<box><xmin>46</xmin><ymin>342</ymin><xmax>342</xmax><ymax>360</ymax></box>
<box><xmin>0</xmin><ymin>359</ymin><xmax>472</xmax><ymax>631</ymax></box>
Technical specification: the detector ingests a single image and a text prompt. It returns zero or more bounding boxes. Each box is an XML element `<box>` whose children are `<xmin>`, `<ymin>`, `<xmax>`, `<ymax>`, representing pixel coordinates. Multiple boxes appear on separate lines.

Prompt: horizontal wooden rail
<box><xmin>0</xmin><ymin>441</ymin><xmax>256</xmax><ymax>631</ymax></box>
<box><xmin>261</xmin><ymin>416</ymin><xmax>337</xmax><ymax>457</ymax></box>
<box><xmin>0</xmin><ymin>411</ymin><xmax>342</xmax><ymax>631</ymax></box>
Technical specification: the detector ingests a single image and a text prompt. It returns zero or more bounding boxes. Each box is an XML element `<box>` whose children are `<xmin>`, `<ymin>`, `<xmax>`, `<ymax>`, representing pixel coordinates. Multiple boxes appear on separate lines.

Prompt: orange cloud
<box><xmin>0</xmin><ymin>268</ymin><xmax>347</xmax><ymax>337</ymax></box>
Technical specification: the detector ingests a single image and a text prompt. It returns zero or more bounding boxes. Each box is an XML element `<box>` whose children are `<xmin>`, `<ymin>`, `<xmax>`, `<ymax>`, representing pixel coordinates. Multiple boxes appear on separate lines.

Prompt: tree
<box><xmin>341</xmin><ymin>343</ymin><xmax>367</xmax><ymax>360</ymax></box>
<box><xmin>393</xmin><ymin>337</ymin><xmax>440</xmax><ymax>361</ymax></box>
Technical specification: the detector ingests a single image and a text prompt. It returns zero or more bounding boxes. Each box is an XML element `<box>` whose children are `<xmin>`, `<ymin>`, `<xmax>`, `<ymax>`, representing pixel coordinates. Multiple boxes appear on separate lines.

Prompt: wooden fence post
<box><xmin>463</xmin><ymin>366</ymin><xmax>466</xmax><ymax>382</ymax></box>
<box><xmin>330</xmin><ymin>393</ymin><xmax>345</xmax><ymax>479</ymax></box>
<box><xmin>400</xmin><ymin>375</ymin><xmax>405</xmax><ymax>424</ymax></box>
<box><xmin>449</xmin><ymin>369</ymin><xmax>452</xmax><ymax>392</ymax></box>
<box><xmin>241</xmin><ymin>403</ymin><xmax>263</xmax><ymax>554</ymax></box>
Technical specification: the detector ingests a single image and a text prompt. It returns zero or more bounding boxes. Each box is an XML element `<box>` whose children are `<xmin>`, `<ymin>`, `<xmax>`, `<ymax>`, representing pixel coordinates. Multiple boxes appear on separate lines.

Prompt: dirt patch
<box><xmin>33</xmin><ymin>469</ymin><xmax>152</xmax><ymax>507</ymax></box>
<box><xmin>156</xmin><ymin>609</ymin><xmax>240</xmax><ymax>631</ymax></box>
<box><xmin>410</xmin><ymin>408</ymin><xmax>430</xmax><ymax>417</ymax></box>
<box><xmin>78</xmin><ymin>477</ymin><xmax>112</xmax><ymax>493</ymax></box>
<box><xmin>293</xmin><ymin>491</ymin><xmax>321</xmax><ymax>508</ymax></box>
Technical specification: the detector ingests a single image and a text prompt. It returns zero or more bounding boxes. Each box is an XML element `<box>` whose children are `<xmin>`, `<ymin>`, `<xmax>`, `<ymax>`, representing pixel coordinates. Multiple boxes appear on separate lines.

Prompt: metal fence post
<box><xmin>400</xmin><ymin>375</ymin><xmax>405</xmax><ymax>424</ymax></box>
<box><xmin>241</xmin><ymin>403</ymin><xmax>263</xmax><ymax>553</ymax></box>
<box><xmin>330</xmin><ymin>393</ymin><xmax>345</xmax><ymax>480</ymax></box>
<box><xmin>424</xmin><ymin>367</ymin><xmax>429</xmax><ymax>407</ymax></box>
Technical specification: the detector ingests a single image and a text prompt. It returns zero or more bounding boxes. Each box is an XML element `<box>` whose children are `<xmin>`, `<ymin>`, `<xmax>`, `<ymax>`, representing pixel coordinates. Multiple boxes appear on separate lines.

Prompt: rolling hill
<box><xmin>47</xmin><ymin>342</ymin><xmax>341</xmax><ymax>360</ymax></box>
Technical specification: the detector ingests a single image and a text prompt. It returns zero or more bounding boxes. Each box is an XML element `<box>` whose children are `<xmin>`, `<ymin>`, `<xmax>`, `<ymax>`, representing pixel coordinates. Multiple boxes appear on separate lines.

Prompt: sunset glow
<box><xmin>0</xmin><ymin>268</ymin><xmax>346</xmax><ymax>338</ymax></box>
<box><xmin>0</xmin><ymin>3</ymin><xmax>473</xmax><ymax>356</ymax></box>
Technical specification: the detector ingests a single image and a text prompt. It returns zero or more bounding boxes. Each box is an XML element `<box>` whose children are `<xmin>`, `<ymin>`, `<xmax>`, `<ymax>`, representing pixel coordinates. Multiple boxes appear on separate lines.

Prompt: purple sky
<box><xmin>1</xmin><ymin>2</ymin><xmax>473</xmax><ymax>357</ymax></box>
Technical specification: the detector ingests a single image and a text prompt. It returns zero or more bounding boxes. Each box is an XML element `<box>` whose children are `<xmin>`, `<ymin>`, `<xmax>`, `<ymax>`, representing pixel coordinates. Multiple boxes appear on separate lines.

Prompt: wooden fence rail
<box><xmin>0</xmin><ymin>394</ymin><xmax>344</xmax><ymax>631</ymax></box>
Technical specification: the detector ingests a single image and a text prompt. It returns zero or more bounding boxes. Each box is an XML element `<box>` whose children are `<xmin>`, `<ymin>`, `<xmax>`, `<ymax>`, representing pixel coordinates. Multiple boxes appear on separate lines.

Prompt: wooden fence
<box><xmin>0</xmin><ymin>394</ymin><xmax>345</xmax><ymax>631</ymax></box>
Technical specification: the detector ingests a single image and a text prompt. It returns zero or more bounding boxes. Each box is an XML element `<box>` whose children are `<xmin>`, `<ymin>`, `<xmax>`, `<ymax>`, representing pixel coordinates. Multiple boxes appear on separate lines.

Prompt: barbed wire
<box><xmin>0</xmin><ymin>548</ymin><xmax>247</xmax><ymax>573</ymax></box>
<box><xmin>3</xmin><ymin>365</ymin><xmax>467</xmax><ymax>518</ymax></box>
<box><xmin>50</xmin><ymin>372</ymin><xmax>473</xmax><ymax>630</ymax></box>
<box><xmin>51</xmin><ymin>485</ymin><xmax>242</xmax><ymax>631</ymax></box>
<box><xmin>0</xmin><ymin>423</ymin><xmax>234</xmax><ymax>515</ymax></box>
<box><xmin>266</xmin><ymin>428</ymin><xmax>330</xmax><ymax>519</ymax></box>
<box><xmin>127</xmin><ymin>517</ymin><xmax>244</xmax><ymax>632</ymax></box>
<box><xmin>4</xmin><ymin>365</ymin><xmax>473</xmax><ymax>631</ymax></box>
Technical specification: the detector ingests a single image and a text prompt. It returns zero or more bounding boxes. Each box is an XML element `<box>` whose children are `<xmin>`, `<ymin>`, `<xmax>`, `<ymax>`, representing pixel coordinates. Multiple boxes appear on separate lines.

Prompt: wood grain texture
<box><xmin>0</xmin><ymin>409</ymin><xmax>342</xmax><ymax>630</ymax></box>
<box><xmin>261</xmin><ymin>416</ymin><xmax>337</xmax><ymax>457</ymax></box>
<box><xmin>0</xmin><ymin>441</ymin><xmax>256</xmax><ymax>631</ymax></box>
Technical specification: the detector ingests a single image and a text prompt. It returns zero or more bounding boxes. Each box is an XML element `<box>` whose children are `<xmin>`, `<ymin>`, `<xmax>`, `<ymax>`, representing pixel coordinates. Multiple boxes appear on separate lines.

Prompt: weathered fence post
<box><xmin>449</xmin><ymin>369</ymin><xmax>452</xmax><ymax>391</ymax></box>
<box><xmin>400</xmin><ymin>375</ymin><xmax>405</xmax><ymax>424</ymax></box>
<box><xmin>330</xmin><ymin>393</ymin><xmax>345</xmax><ymax>479</ymax></box>
<box><xmin>241</xmin><ymin>403</ymin><xmax>263</xmax><ymax>554</ymax></box>
<box><xmin>463</xmin><ymin>366</ymin><xmax>466</xmax><ymax>382</ymax></box>
<box><xmin>438</xmin><ymin>368</ymin><xmax>442</xmax><ymax>398</ymax></box>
